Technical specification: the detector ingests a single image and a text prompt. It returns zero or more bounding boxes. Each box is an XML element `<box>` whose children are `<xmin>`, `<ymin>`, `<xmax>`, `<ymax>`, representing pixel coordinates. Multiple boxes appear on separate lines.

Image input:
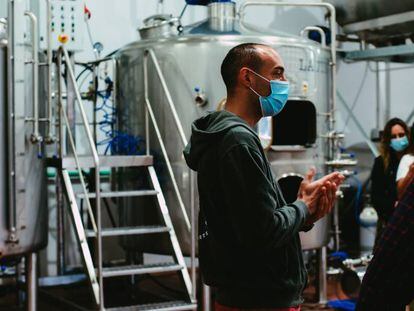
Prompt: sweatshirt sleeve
<box><xmin>396</xmin><ymin>155</ymin><xmax>414</xmax><ymax>181</ymax></box>
<box><xmin>219</xmin><ymin>143</ymin><xmax>309</xmax><ymax>252</ymax></box>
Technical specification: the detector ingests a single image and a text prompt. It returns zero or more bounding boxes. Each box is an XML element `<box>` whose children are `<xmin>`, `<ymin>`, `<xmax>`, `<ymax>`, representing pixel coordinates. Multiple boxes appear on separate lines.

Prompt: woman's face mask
<box><xmin>390</xmin><ymin>136</ymin><xmax>409</xmax><ymax>152</ymax></box>
<box><xmin>248</xmin><ymin>69</ymin><xmax>290</xmax><ymax>117</ymax></box>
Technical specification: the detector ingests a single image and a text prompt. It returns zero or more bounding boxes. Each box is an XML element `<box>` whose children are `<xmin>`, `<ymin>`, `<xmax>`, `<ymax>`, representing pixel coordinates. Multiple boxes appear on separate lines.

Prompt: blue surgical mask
<box><xmin>248</xmin><ymin>69</ymin><xmax>289</xmax><ymax>117</ymax></box>
<box><xmin>390</xmin><ymin>136</ymin><xmax>409</xmax><ymax>152</ymax></box>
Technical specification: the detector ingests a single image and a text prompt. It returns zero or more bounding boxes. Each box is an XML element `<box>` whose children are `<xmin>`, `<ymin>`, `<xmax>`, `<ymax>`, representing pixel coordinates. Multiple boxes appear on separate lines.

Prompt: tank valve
<box><xmin>194</xmin><ymin>87</ymin><xmax>208</xmax><ymax>107</ymax></box>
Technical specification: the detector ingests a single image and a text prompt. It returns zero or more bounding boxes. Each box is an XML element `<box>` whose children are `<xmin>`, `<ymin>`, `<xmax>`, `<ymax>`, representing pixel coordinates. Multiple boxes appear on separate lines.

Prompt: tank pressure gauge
<box><xmin>194</xmin><ymin>87</ymin><xmax>208</xmax><ymax>107</ymax></box>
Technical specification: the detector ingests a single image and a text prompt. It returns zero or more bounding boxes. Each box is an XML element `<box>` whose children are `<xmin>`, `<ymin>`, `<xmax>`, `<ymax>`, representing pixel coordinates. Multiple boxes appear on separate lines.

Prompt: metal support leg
<box><xmin>56</xmin><ymin>172</ymin><xmax>65</xmax><ymax>275</ymax></box>
<box><xmin>26</xmin><ymin>253</ymin><xmax>37</xmax><ymax>311</ymax></box>
<box><xmin>317</xmin><ymin>247</ymin><xmax>327</xmax><ymax>304</ymax></box>
<box><xmin>333</xmin><ymin>201</ymin><xmax>340</xmax><ymax>252</ymax></box>
<box><xmin>203</xmin><ymin>284</ymin><xmax>211</xmax><ymax>311</ymax></box>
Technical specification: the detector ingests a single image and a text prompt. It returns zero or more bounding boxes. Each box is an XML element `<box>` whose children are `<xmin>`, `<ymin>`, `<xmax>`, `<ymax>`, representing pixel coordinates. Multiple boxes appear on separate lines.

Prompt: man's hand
<box><xmin>297</xmin><ymin>168</ymin><xmax>344</xmax><ymax>225</ymax></box>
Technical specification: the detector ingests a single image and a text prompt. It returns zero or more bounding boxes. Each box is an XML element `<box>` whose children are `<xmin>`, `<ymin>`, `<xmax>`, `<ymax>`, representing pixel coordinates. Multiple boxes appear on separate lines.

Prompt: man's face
<box><xmin>247</xmin><ymin>46</ymin><xmax>287</xmax><ymax>97</ymax></box>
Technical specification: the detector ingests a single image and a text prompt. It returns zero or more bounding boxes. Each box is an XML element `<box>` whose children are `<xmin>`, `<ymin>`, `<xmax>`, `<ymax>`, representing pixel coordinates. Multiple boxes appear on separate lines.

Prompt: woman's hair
<box><xmin>380</xmin><ymin>118</ymin><xmax>411</xmax><ymax>171</ymax></box>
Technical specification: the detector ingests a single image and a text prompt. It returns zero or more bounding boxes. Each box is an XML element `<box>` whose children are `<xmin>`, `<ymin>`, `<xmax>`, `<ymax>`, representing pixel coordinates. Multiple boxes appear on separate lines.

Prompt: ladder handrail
<box><xmin>57</xmin><ymin>46</ymin><xmax>104</xmax><ymax>309</ymax></box>
<box><xmin>56</xmin><ymin>46</ymin><xmax>100</xmax><ymax>233</ymax></box>
<box><xmin>147</xmin><ymin>49</ymin><xmax>188</xmax><ymax>146</ymax></box>
<box><xmin>144</xmin><ymin>49</ymin><xmax>191</xmax><ymax>231</ymax></box>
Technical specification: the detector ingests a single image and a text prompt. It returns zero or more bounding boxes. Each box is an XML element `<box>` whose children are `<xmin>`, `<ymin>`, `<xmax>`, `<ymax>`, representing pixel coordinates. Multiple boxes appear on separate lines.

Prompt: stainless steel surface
<box><xmin>7</xmin><ymin>0</ymin><xmax>16</xmax><ymax>245</ymax></box>
<box><xmin>115</xmin><ymin>5</ymin><xmax>333</xmax><ymax>253</ymax></box>
<box><xmin>0</xmin><ymin>2</ymin><xmax>48</xmax><ymax>259</ymax></box>
<box><xmin>76</xmin><ymin>190</ymin><xmax>158</xmax><ymax>199</ymax></box>
<box><xmin>145</xmin><ymin>50</ymin><xmax>191</xmax><ymax>231</ymax></box>
<box><xmin>85</xmin><ymin>226</ymin><xmax>170</xmax><ymax>237</ymax></box>
<box><xmin>26</xmin><ymin>253</ymin><xmax>37</xmax><ymax>311</ymax></box>
<box><xmin>61</xmin><ymin>170</ymin><xmax>100</xmax><ymax>306</ymax></box>
<box><xmin>102</xmin><ymin>263</ymin><xmax>183</xmax><ymax>278</ymax></box>
<box><xmin>203</xmin><ymin>284</ymin><xmax>211</xmax><ymax>311</ymax></box>
<box><xmin>106</xmin><ymin>301</ymin><xmax>197</xmax><ymax>311</ymax></box>
<box><xmin>138</xmin><ymin>14</ymin><xmax>181</xmax><ymax>40</ymax></box>
<box><xmin>208</xmin><ymin>2</ymin><xmax>236</xmax><ymax>32</ymax></box>
<box><xmin>344</xmin><ymin>43</ymin><xmax>414</xmax><ymax>62</ymax></box>
<box><xmin>326</xmin><ymin>0</ymin><xmax>414</xmax><ymax>45</ymax></box>
<box><xmin>45</xmin><ymin>0</ymin><xmax>53</xmax><ymax>143</ymax></box>
<box><xmin>318</xmin><ymin>247</ymin><xmax>328</xmax><ymax>303</ymax></box>
<box><xmin>24</xmin><ymin>11</ymin><xmax>41</xmax><ymax>144</ymax></box>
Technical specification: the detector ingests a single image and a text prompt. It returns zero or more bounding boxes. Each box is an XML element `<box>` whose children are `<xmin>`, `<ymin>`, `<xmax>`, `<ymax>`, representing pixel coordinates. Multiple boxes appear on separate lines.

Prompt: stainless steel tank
<box><xmin>0</xmin><ymin>20</ymin><xmax>48</xmax><ymax>259</ymax></box>
<box><xmin>114</xmin><ymin>1</ymin><xmax>331</xmax><ymax>253</ymax></box>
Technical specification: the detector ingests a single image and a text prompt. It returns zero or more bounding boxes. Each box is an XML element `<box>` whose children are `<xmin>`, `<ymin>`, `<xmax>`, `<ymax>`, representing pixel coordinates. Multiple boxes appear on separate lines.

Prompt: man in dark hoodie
<box><xmin>183</xmin><ymin>43</ymin><xmax>344</xmax><ymax>310</ymax></box>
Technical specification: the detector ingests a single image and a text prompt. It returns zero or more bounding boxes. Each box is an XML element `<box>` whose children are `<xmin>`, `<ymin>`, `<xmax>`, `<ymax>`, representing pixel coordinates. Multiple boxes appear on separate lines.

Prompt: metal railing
<box><xmin>56</xmin><ymin>46</ymin><xmax>103</xmax><ymax>308</ymax></box>
<box><xmin>143</xmin><ymin>48</ymin><xmax>196</xmax><ymax>300</ymax></box>
<box><xmin>144</xmin><ymin>49</ymin><xmax>191</xmax><ymax>231</ymax></box>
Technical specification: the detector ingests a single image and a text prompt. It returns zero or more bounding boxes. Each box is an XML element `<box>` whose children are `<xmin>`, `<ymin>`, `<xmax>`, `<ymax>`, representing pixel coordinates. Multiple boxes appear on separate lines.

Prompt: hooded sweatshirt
<box><xmin>183</xmin><ymin>110</ymin><xmax>310</xmax><ymax>308</ymax></box>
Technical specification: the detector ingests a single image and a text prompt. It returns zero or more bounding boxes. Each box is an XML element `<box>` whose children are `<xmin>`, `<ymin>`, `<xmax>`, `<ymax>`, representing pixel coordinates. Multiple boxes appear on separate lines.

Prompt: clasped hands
<box><xmin>297</xmin><ymin>168</ymin><xmax>345</xmax><ymax>226</ymax></box>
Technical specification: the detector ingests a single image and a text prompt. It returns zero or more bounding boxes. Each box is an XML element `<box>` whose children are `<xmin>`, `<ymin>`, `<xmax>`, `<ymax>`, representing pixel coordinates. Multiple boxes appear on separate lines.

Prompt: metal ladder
<box><xmin>50</xmin><ymin>46</ymin><xmax>196</xmax><ymax>310</ymax></box>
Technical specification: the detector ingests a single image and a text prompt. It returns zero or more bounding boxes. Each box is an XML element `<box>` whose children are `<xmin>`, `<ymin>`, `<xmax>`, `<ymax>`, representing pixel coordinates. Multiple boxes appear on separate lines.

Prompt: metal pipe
<box><xmin>144</xmin><ymin>96</ymin><xmax>191</xmax><ymax>230</ymax></box>
<box><xmin>300</xmin><ymin>26</ymin><xmax>326</xmax><ymax>47</ymax></box>
<box><xmin>144</xmin><ymin>51</ymin><xmax>191</xmax><ymax>231</ymax></box>
<box><xmin>144</xmin><ymin>53</ymin><xmax>150</xmax><ymax>156</ymax></box>
<box><xmin>190</xmin><ymin>170</ymin><xmax>196</xmax><ymax>301</ymax></box>
<box><xmin>147</xmin><ymin>49</ymin><xmax>188</xmax><ymax>146</ymax></box>
<box><xmin>24</xmin><ymin>11</ymin><xmax>41</xmax><ymax>144</ymax></box>
<box><xmin>26</xmin><ymin>253</ymin><xmax>37</xmax><ymax>311</ymax></box>
<box><xmin>318</xmin><ymin>247</ymin><xmax>327</xmax><ymax>303</ymax></box>
<box><xmin>337</xmin><ymin>91</ymin><xmax>380</xmax><ymax>157</ymax></box>
<box><xmin>385</xmin><ymin>62</ymin><xmax>391</xmax><ymax>123</ymax></box>
<box><xmin>375</xmin><ymin>62</ymin><xmax>381</xmax><ymax>129</ymax></box>
<box><xmin>45</xmin><ymin>0</ymin><xmax>54</xmax><ymax>143</ymax></box>
<box><xmin>56</xmin><ymin>54</ymin><xmax>66</xmax><ymax>276</ymax></box>
<box><xmin>7</xmin><ymin>0</ymin><xmax>17</xmax><ymax>242</ymax></box>
<box><xmin>203</xmin><ymin>284</ymin><xmax>211</xmax><ymax>311</ymax></box>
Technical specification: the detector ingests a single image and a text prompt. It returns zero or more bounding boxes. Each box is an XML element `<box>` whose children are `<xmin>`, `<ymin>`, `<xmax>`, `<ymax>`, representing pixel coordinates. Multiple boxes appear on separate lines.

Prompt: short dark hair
<box><xmin>220</xmin><ymin>43</ymin><xmax>267</xmax><ymax>94</ymax></box>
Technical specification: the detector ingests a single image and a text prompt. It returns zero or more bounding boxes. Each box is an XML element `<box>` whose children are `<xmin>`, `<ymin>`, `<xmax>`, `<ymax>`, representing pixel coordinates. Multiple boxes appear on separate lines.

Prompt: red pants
<box><xmin>215</xmin><ymin>302</ymin><xmax>301</xmax><ymax>311</ymax></box>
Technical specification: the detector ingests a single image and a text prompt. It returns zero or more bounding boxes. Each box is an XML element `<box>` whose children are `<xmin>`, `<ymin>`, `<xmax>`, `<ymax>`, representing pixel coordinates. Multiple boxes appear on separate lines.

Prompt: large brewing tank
<box><xmin>0</xmin><ymin>19</ymin><xmax>48</xmax><ymax>259</ymax></box>
<box><xmin>114</xmin><ymin>1</ymin><xmax>331</xmax><ymax>253</ymax></box>
<box><xmin>326</xmin><ymin>0</ymin><xmax>414</xmax><ymax>45</ymax></box>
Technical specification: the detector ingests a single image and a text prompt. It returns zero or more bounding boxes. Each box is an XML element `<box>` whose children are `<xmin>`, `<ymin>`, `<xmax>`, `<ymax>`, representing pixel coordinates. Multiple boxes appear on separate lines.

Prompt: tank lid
<box><xmin>138</xmin><ymin>14</ymin><xmax>182</xmax><ymax>39</ymax></box>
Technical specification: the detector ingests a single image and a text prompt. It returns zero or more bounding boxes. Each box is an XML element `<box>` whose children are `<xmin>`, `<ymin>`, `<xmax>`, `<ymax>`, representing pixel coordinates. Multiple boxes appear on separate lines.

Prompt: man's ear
<box><xmin>239</xmin><ymin>67</ymin><xmax>252</xmax><ymax>88</ymax></box>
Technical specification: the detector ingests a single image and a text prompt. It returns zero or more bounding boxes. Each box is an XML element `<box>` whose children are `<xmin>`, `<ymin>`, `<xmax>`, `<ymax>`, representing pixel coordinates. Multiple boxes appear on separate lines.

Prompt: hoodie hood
<box><xmin>183</xmin><ymin>110</ymin><xmax>255</xmax><ymax>171</ymax></box>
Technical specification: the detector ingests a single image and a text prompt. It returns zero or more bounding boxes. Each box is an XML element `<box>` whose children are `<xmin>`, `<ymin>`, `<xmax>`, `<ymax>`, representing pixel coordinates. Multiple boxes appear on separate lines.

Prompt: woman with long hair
<box><xmin>371</xmin><ymin>118</ymin><xmax>411</xmax><ymax>239</ymax></box>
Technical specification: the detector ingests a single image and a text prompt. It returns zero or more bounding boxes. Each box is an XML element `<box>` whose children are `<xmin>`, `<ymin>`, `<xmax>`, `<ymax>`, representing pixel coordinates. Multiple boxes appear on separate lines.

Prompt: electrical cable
<box><xmin>94</xmin><ymin>77</ymin><xmax>146</xmax><ymax>156</ymax></box>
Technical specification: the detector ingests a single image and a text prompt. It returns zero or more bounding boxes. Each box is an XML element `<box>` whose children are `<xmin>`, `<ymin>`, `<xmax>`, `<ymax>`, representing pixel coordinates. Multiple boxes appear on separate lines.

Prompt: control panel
<box><xmin>37</xmin><ymin>0</ymin><xmax>85</xmax><ymax>51</ymax></box>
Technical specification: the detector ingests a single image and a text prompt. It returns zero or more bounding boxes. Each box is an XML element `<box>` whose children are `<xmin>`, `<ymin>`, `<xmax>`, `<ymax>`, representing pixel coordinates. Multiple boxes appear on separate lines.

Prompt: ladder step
<box><xmin>102</xmin><ymin>263</ymin><xmax>183</xmax><ymax>278</ymax></box>
<box><xmin>85</xmin><ymin>226</ymin><xmax>170</xmax><ymax>237</ymax></box>
<box><xmin>47</xmin><ymin>155</ymin><xmax>154</xmax><ymax>169</ymax></box>
<box><xmin>106</xmin><ymin>301</ymin><xmax>197</xmax><ymax>311</ymax></box>
<box><xmin>76</xmin><ymin>190</ymin><xmax>158</xmax><ymax>199</ymax></box>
